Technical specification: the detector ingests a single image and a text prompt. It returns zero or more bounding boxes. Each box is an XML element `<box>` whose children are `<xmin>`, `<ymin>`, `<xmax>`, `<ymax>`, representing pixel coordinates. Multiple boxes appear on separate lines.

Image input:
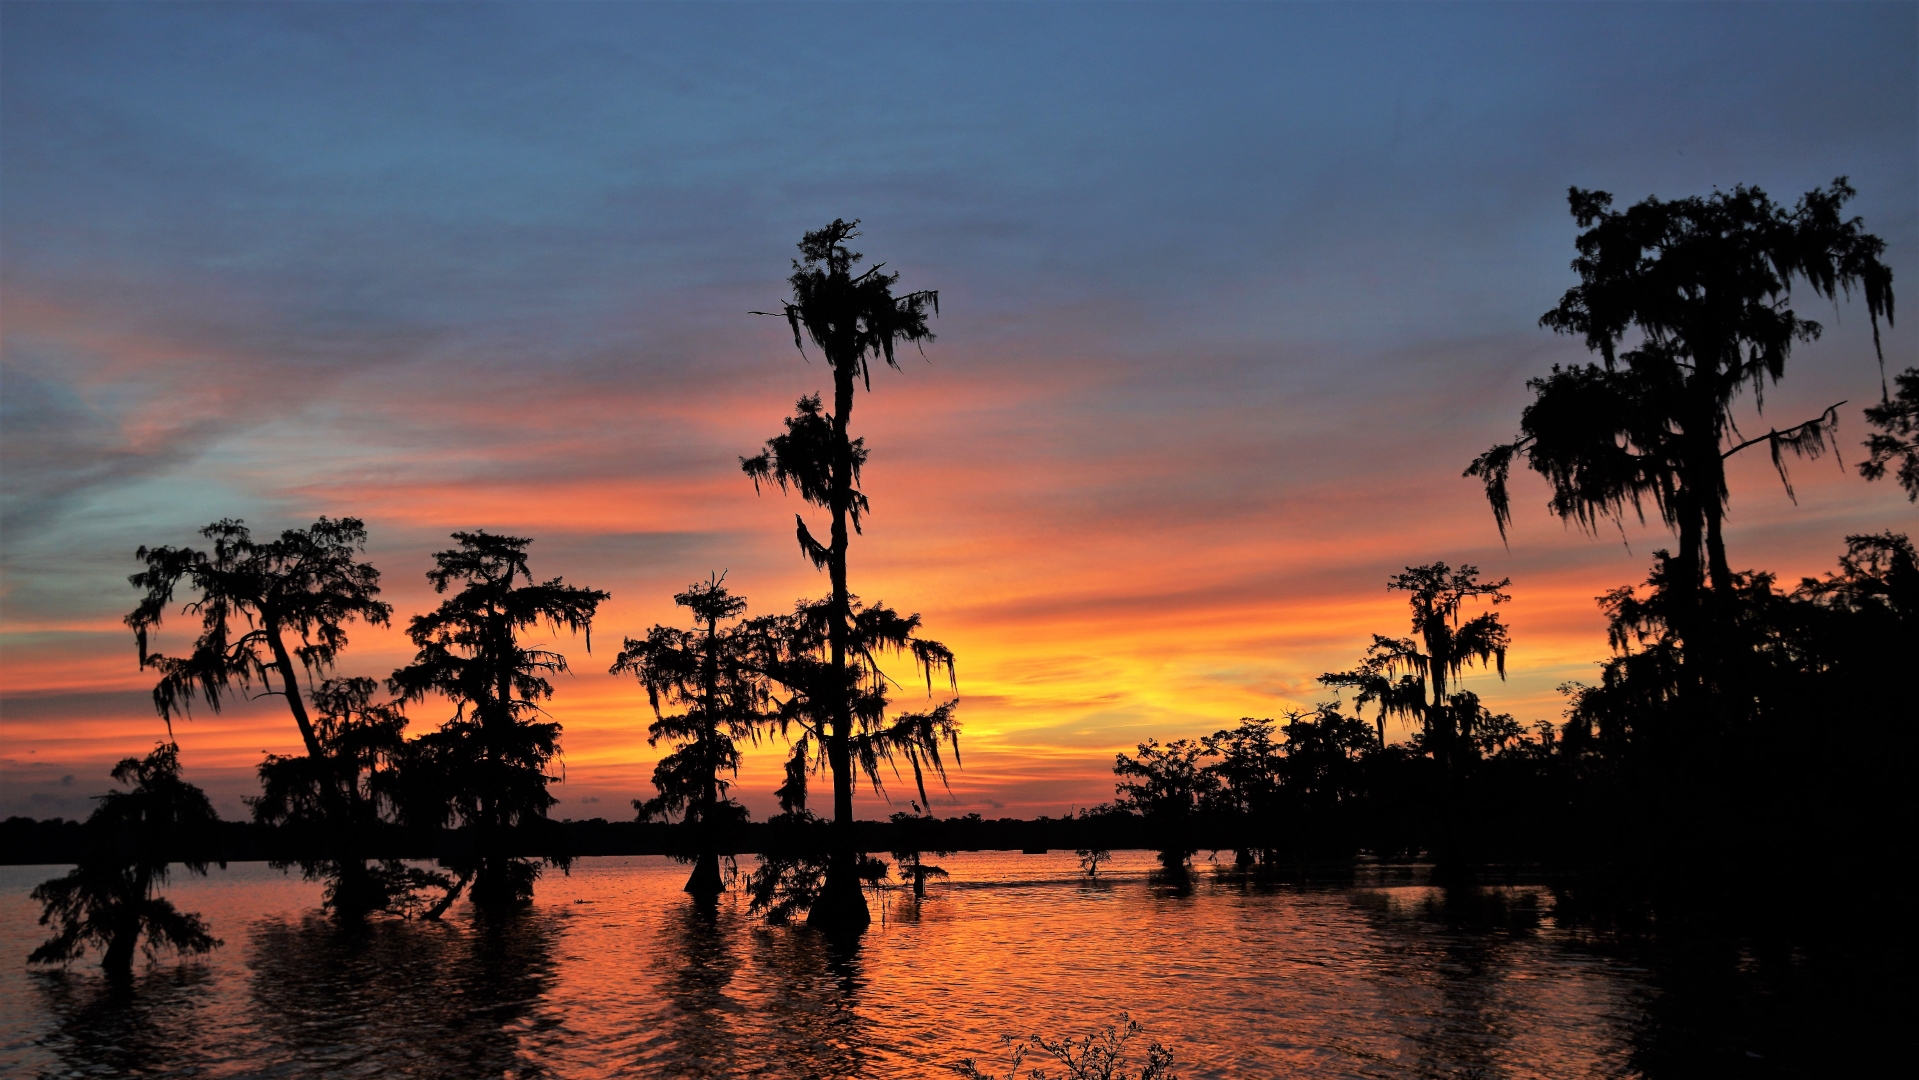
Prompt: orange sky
<box><xmin>3</xmin><ymin>302</ymin><xmax>1907</xmax><ymax>820</ymax></box>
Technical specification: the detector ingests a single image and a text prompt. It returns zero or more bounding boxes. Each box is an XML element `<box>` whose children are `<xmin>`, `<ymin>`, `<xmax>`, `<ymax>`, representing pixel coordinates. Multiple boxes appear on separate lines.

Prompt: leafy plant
<box><xmin>126</xmin><ymin>517</ymin><xmax>394</xmax><ymax>917</ymax></box>
<box><xmin>951</xmin><ymin>1015</ymin><xmax>1179</xmax><ymax>1080</ymax></box>
<box><xmin>1075</xmin><ymin>847</ymin><xmax>1111</xmax><ymax>879</ymax></box>
<box><xmin>250</xmin><ymin>677</ymin><xmax>449</xmax><ymax>916</ymax></box>
<box><xmin>1468</xmin><ymin>179</ymin><xmax>1894</xmax><ymax>665</ymax></box>
<box><xmin>1861</xmin><ymin>366</ymin><xmax>1918</xmax><ymax>501</ymax></box>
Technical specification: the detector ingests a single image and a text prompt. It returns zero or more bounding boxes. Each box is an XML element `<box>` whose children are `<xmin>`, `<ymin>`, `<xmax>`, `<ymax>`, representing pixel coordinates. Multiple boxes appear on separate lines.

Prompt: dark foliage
<box><xmin>125</xmin><ymin>517</ymin><xmax>396</xmax><ymax>917</ymax></box>
<box><xmin>1861</xmin><ymin>366</ymin><xmax>1919</xmax><ymax>500</ymax></box>
<box><xmin>126</xmin><ymin>517</ymin><xmax>391</xmax><ymax>742</ymax></box>
<box><xmin>741</xmin><ymin>747</ymin><xmax>829</xmax><ymax>923</ymax></box>
<box><xmin>1320</xmin><ymin>562</ymin><xmax>1511</xmax><ymax>776</ymax></box>
<box><xmin>889</xmin><ymin>807</ymin><xmax>952</xmax><ymax>900</ymax></box>
<box><xmin>250</xmin><ymin>678</ymin><xmax>450</xmax><ymax>916</ymax></box>
<box><xmin>1557</xmin><ymin>533</ymin><xmax>1917</xmax><ymax>888</ymax></box>
<box><xmin>1441</xmin><ymin>180</ymin><xmax>1908</xmax><ymax>911</ymax></box>
<box><xmin>613</xmin><ymin>574</ymin><xmax>767</xmax><ymax>897</ymax></box>
<box><xmin>30</xmin><ymin>745</ymin><xmax>224</xmax><ymax>976</ymax></box>
<box><xmin>1100</xmin><ymin>531</ymin><xmax>1914</xmax><ymax>916</ymax></box>
<box><xmin>389</xmin><ymin>532</ymin><xmax>607</xmax><ymax>910</ymax></box>
<box><xmin>952</xmin><ymin>1014</ymin><xmax>1179</xmax><ymax>1080</ymax></box>
<box><xmin>1467</xmin><ymin>180</ymin><xmax>1893</xmax><ymax>619</ymax></box>
<box><xmin>1113</xmin><ymin>738</ymin><xmax>1215</xmax><ymax>875</ymax></box>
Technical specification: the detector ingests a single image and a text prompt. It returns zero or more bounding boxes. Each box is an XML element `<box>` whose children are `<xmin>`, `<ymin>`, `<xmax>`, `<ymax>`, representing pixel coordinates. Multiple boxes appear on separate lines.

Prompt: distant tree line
<box><xmin>1</xmin><ymin>811</ymin><xmax>1156</xmax><ymax>871</ymax></box>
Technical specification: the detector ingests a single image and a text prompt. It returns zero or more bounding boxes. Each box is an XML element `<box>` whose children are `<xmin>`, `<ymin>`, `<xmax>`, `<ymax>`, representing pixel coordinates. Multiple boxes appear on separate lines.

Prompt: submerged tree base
<box><xmin>684</xmin><ymin>852</ymin><xmax>725</xmax><ymax>898</ymax></box>
<box><xmin>805</xmin><ymin>865</ymin><xmax>871</xmax><ymax>932</ymax></box>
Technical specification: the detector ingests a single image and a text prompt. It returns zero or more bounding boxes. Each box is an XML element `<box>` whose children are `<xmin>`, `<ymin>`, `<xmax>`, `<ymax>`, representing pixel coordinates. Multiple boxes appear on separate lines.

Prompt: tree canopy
<box><xmin>126</xmin><ymin>517</ymin><xmax>390</xmax><ymax>753</ymax></box>
<box><xmin>1467</xmin><ymin>180</ymin><xmax>1894</xmax><ymax>605</ymax></box>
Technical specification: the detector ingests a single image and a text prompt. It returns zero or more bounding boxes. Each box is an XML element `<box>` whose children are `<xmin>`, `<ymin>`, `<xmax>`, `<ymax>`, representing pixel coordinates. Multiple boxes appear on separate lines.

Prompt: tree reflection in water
<box><xmin>247</xmin><ymin>909</ymin><xmax>561</xmax><ymax>1079</ymax></box>
<box><xmin>745</xmin><ymin>926</ymin><xmax>871</xmax><ymax>1080</ymax></box>
<box><xmin>1339</xmin><ymin>882</ymin><xmax>1856</xmax><ymax>1078</ymax></box>
<box><xmin>31</xmin><ymin>963</ymin><xmax>221</xmax><ymax>1077</ymax></box>
<box><xmin>1353</xmin><ymin>886</ymin><xmax>1548</xmax><ymax>1080</ymax></box>
<box><xmin>10</xmin><ymin>856</ymin><xmax>1878</xmax><ymax>1078</ymax></box>
<box><xmin>644</xmin><ymin>898</ymin><xmax>745</xmax><ymax>1077</ymax></box>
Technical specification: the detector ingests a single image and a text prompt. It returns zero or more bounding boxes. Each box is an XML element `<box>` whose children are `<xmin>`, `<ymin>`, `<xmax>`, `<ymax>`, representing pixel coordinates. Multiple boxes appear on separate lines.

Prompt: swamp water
<box><xmin>0</xmin><ymin>853</ymin><xmax>1860</xmax><ymax>1078</ymax></box>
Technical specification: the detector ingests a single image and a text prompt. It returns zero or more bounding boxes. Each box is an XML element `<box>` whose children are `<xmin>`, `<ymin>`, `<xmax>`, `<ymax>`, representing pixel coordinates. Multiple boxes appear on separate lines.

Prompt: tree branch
<box><xmin>1722</xmin><ymin>401</ymin><xmax>1845</xmax><ymax>459</ymax></box>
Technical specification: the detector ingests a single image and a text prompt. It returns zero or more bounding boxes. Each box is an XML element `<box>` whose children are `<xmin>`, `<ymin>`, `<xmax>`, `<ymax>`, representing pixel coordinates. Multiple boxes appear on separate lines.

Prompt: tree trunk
<box><xmin>266</xmin><ymin>619</ymin><xmax>377</xmax><ymax>919</ymax></box>
<box><xmin>808</xmin><ymin>361</ymin><xmax>871</xmax><ymax>932</ymax></box>
<box><xmin>809</xmin><ymin>733</ymin><xmax>870</xmax><ymax>930</ymax></box>
<box><xmin>684</xmin><ymin>851</ymin><xmax>724</xmax><ymax>898</ymax></box>
<box><xmin>687</xmin><ymin>615</ymin><xmax>725</xmax><ymax>901</ymax></box>
<box><xmin>1422</xmin><ymin>644</ymin><xmax>1466</xmax><ymax>875</ymax></box>
<box><xmin>102</xmin><ymin>919</ymin><xmax>139</xmax><ymax>978</ymax></box>
<box><xmin>426</xmin><ymin>867</ymin><xmax>474</xmax><ymax>920</ymax></box>
<box><xmin>471</xmin><ymin>640</ymin><xmax>518</xmax><ymax>909</ymax></box>
<box><xmin>264</xmin><ymin>618</ymin><xmax>324</xmax><ymax>759</ymax></box>
<box><xmin>103</xmin><ymin>869</ymin><xmax>149</xmax><ymax>977</ymax></box>
<box><xmin>1700</xmin><ymin>439</ymin><xmax>1736</xmax><ymax>599</ymax></box>
<box><xmin>332</xmin><ymin>857</ymin><xmax>379</xmax><ymax>916</ymax></box>
<box><xmin>1428</xmin><ymin>657</ymin><xmax>1453</xmax><ymax>777</ymax></box>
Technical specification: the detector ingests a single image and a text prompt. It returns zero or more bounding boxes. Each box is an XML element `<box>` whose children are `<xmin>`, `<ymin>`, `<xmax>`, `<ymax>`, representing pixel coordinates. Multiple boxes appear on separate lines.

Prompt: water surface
<box><xmin>0</xmin><ymin>853</ymin><xmax>1836</xmax><ymax>1077</ymax></box>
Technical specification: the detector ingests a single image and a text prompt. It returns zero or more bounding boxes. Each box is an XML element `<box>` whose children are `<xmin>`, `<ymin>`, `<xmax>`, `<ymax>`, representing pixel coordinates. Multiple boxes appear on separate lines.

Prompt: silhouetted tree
<box><xmin>125</xmin><ymin>517</ymin><xmax>392</xmax><ymax>915</ymax></box>
<box><xmin>611</xmin><ymin>574</ymin><xmax>766</xmax><ymax>898</ymax></box>
<box><xmin>251</xmin><ymin>677</ymin><xmax>449</xmax><ymax>915</ymax></box>
<box><xmin>1796</xmin><ymin>531</ymin><xmax>1918</xmax><ymax>616</ymax></box>
<box><xmin>389</xmin><ymin>532</ymin><xmax>608</xmax><ymax>911</ymax></box>
<box><xmin>741</xmin><ymin>218</ymin><xmax>951</xmax><ymax>931</ymax></box>
<box><xmin>1199</xmin><ymin>719</ymin><xmax>1284</xmax><ymax>866</ymax></box>
<box><xmin>1076</xmin><ymin>846</ymin><xmax>1111</xmax><ymax>879</ymax></box>
<box><xmin>1113</xmin><ymin>738</ymin><xmax>1217</xmax><ymax>876</ymax></box>
<box><xmin>1449</xmin><ymin>693</ymin><xmax>1528</xmax><ymax>759</ymax></box>
<box><xmin>1468</xmin><ymin>179</ymin><xmax>1893</xmax><ymax>647</ymax></box>
<box><xmin>1862</xmin><ymin>366</ymin><xmax>1919</xmax><ymax>500</ymax></box>
<box><xmin>889</xmin><ymin>806</ymin><xmax>950</xmax><ymax>900</ymax></box>
<box><xmin>30</xmin><ymin>744</ymin><xmax>223</xmax><ymax>978</ymax></box>
<box><xmin>1273</xmin><ymin>705</ymin><xmax>1377</xmax><ymax>808</ymax></box>
<box><xmin>1320</xmin><ymin>563</ymin><xmax>1510</xmax><ymax>776</ymax></box>
<box><xmin>743</xmin><ymin>744</ymin><xmax>828</xmax><ymax>924</ymax></box>
<box><xmin>1553</xmin><ymin>530</ymin><xmax>1917</xmax><ymax>896</ymax></box>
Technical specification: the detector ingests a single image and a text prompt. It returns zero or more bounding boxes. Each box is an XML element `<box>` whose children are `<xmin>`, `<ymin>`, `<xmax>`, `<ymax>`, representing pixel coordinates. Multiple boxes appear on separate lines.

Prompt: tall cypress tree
<box><xmin>741</xmin><ymin>220</ymin><xmax>958</xmax><ymax>930</ymax></box>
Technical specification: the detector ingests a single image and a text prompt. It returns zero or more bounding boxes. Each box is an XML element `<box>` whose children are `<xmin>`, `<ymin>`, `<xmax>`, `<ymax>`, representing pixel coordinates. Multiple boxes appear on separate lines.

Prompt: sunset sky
<box><xmin>3</xmin><ymin>2</ymin><xmax>1913</xmax><ymax>822</ymax></box>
